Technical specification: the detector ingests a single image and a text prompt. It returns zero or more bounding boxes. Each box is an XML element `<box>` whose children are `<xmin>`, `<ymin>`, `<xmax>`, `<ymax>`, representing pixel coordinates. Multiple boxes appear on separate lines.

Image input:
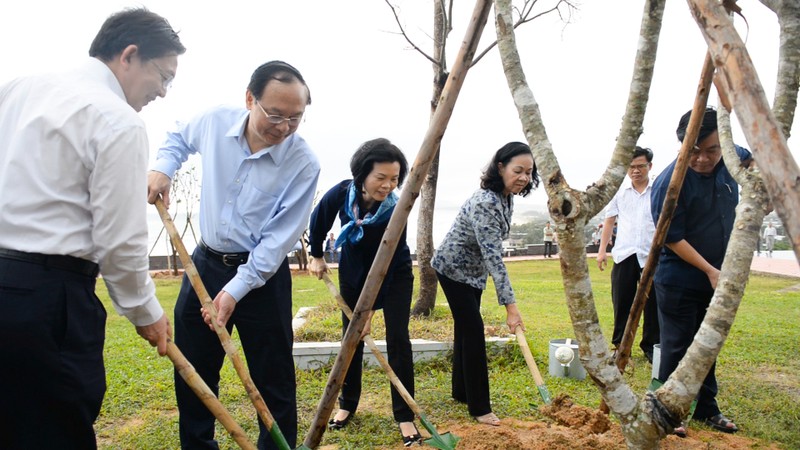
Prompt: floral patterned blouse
<box><xmin>431</xmin><ymin>188</ymin><xmax>516</xmax><ymax>305</ymax></box>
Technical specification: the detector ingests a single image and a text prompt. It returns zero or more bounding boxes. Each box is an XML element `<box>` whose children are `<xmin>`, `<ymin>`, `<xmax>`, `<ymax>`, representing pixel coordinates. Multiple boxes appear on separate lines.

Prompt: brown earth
<box><xmin>367</xmin><ymin>395</ymin><xmax>780</xmax><ymax>450</ymax></box>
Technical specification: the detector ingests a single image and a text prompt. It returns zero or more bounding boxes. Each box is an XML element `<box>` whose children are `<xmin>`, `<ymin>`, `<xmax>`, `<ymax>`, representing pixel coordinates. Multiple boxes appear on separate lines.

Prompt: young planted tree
<box><xmin>385</xmin><ymin>0</ymin><xmax>577</xmax><ymax>316</ymax></box>
<box><xmin>495</xmin><ymin>0</ymin><xmax>798</xmax><ymax>447</ymax></box>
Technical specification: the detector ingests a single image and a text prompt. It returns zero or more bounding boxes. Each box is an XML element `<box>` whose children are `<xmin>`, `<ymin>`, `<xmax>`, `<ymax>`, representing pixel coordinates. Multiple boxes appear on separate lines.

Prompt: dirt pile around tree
<box><xmin>540</xmin><ymin>394</ymin><xmax>611</xmax><ymax>434</ymax></box>
<box><xmin>399</xmin><ymin>395</ymin><xmax>781</xmax><ymax>450</ymax></box>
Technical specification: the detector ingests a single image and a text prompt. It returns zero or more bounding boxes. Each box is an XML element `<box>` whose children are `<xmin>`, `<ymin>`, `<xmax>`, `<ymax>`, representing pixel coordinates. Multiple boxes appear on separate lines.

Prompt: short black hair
<box><xmin>248</xmin><ymin>60</ymin><xmax>311</xmax><ymax>105</ymax></box>
<box><xmin>480</xmin><ymin>141</ymin><xmax>539</xmax><ymax>197</ymax></box>
<box><xmin>350</xmin><ymin>138</ymin><xmax>408</xmax><ymax>192</ymax></box>
<box><xmin>89</xmin><ymin>8</ymin><xmax>185</xmax><ymax>61</ymax></box>
<box><xmin>676</xmin><ymin>107</ymin><xmax>717</xmax><ymax>143</ymax></box>
<box><xmin>634</xmin><ymin>146</ymin><xmax>653</xmax><ymax>162</ymax></box>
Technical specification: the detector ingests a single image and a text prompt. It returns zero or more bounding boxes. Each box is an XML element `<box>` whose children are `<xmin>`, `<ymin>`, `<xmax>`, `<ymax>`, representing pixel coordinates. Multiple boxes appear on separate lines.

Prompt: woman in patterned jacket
<box><xmin>431</xmin><ymin>141</ymin><xmax>539</xmax><ymax>426</ymax></box>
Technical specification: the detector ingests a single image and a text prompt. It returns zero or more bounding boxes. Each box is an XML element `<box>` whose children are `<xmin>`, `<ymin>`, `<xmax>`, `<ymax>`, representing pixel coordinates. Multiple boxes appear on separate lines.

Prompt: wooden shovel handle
<box><xmin>167</xmin><ymin>341</ymin><xmax>256</xmax><ymax>450</ymax></box>
<box><xmin>154</xmin><ymin>198</ymin><xmax>282</xmax><ymax>434</ymax></box>
<box><xmin>515</xmin><ymin>327</ymin><xmax>546</xmax><ymax>387</ymax></box>
<box><xmin>320</xmin><ymin>273</ymin><xmax>422</xmax><ymax>417</ymax></box>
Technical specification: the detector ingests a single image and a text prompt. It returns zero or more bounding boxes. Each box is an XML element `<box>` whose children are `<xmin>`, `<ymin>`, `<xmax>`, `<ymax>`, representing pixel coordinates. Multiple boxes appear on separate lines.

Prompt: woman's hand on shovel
<box><xmin>505</xmin><ymin>303</ymin><xmax>525</xmax><ymax>333</ymax></box>
<box><xmin>202</xmin><ymin>290</ymin><xmax>237</xmax><ymax>330</ymax></box>
<box><xmin>136</xmin><ymin>313</ymin><xmax>172</xmax><ymax>356</ymax></box>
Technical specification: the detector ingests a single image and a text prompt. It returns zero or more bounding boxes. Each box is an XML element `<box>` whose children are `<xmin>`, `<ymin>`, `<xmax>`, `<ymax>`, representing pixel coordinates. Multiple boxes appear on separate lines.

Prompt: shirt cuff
<box><xmin>150</xmin><ymin>159</ymin><xmax>180</xmax><ymax>178</ymax></box>
<box><xmin>124</xmin><ymin>297</ymin><xmax>166</xmax><ymax>327</ymax></box>
<box><xmin>223</xmin><ymin>277</ymin><xmax>251</xmax><ymax>302</ymax></box>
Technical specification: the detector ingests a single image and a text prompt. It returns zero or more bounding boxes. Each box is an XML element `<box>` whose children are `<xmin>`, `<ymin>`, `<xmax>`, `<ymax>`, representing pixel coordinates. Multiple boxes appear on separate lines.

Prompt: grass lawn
<box><xmin>96</xmin><ymin>259</ymin><xmax>800</xmax><ymax>449</ymax></box>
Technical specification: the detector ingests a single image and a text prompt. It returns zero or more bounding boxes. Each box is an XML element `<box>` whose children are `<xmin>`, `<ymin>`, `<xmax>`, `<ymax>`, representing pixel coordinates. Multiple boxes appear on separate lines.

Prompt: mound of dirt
<box><xmin>541</xmin><ymin>394</ymin><xmax>611</xmax><ymax>434</ymax></box>
<box><xmin>393</xmin><ymin>395</ymin><xmax>781</xmax><ymax>450</ymax></box>
<box><xmin>433</xmin><ymin>416</ymin><xmax>779</xmax><ymax>450</ymax></box>
<box><xmin>150</xmin><ymin>269</ymin><xmax>184</xmax><ymax>279</ymax></box>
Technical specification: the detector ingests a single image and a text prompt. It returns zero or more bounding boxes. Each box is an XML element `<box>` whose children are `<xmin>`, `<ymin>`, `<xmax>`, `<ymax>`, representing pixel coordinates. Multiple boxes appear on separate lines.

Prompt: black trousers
<box><xmin>435</xmin><ymin>272</ymin><xmax>492</xmax><ymax>417</ymax></box>
<box><xmin>543</xmin><ymin>241</ymin><xmax>553</xmax><ymax>257</ymax></box>
<box><xmin>174</xmin><ymin>249</ymin><xmax>296</xmax><ymax>449</ymax></box>
<box><xmin>655</xmin><ymin>282</ymin><xmax>720</xmax><ymax>420</ymax></box>
<box><xmin>338</xmin><ymin>268</ymin><xmax>415</xmax><ymax>422</ymax></box>
<box><xmin>610</xmin><ymin>255</ymin><xmax>660</xmax><ymax>355</ymax></box>
<box><xmin>0</xmin><ymin>258</ymin><xmax>106</xmax><ymax>450</ymax></box>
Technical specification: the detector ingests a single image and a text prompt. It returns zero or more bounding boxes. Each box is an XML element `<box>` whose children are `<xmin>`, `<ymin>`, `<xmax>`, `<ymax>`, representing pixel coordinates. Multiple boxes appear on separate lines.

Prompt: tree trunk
<box><xmin>760</xmin><ymin>0</ymin><xmax>800</xmax><ymax>140</ymax></box>
<box><xmin>689</xmin><ymin>0</ymin><xmax>800</xmax><ymax>261</ymax></box>
<box><xmin>412</xmin><ymin>1</ymin><xmax>449</xmax><ymax>317</ymax></box>
<box><xmin>496</xmin><ymin>0</ymin><xmax>798</xmax><ymax>447</ymax></box>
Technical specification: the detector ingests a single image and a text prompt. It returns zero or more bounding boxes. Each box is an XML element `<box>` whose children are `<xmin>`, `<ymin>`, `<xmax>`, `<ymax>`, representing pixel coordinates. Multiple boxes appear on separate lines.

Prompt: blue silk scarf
<box><xmin>335</xmin><ymin>181</ymin><xmax>397</xmax><ymax>248</ymax></box>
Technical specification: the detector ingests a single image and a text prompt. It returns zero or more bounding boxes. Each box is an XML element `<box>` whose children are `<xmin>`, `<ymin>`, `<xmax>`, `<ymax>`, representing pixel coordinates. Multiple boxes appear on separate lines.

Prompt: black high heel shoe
<box><xmin>398</xmin><ymin>422</ymin><xmax>422</xmax><ymax>447</ymax></box>
<box><xmin>328</xmin><ymin>410</ymin><xmax>353</xmax><ymax>430</ymax></box>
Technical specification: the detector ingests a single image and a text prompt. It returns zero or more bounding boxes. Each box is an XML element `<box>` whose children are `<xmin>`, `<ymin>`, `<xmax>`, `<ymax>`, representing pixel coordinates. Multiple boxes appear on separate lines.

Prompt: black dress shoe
<box><xmin>398</xmin><ymin>422</ymin><xmax>422</xmax><ymax>447</ymax></box>
<box><xmin>328</xmin><ymin>411</ymin><xmax>353</xmax><ymax>430</ymax></box>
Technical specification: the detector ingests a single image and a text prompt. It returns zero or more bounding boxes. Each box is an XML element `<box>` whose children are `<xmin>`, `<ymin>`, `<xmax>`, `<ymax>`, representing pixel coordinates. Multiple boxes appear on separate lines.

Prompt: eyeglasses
<box><xmin>255</xmin><ymin>100</ymin><xmax>303</xmax><ymax>126</ymax></box>
<box><xmin>149</xmin><ymin>60</ymin><xmax>174</xmax><ymax>91</ymax></box>
<box><xmin>629</xmin><ymin>163</ymin><xmax>649</xmax><ymax>171</ymax></box>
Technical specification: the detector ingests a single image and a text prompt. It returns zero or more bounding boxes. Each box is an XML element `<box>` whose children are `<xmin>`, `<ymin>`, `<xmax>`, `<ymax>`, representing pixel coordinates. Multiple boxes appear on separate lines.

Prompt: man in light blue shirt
<box><xmin>148</xmin><ymin>61</ymin><xmax>319</xmax><ymax>449</ymax></box>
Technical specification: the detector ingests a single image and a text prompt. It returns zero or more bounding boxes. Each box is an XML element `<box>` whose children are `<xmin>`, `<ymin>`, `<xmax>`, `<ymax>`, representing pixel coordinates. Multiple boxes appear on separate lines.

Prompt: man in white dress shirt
<box><xmin>0</xmin><ymin>8</ymin><xmax>185</xmax><ymax>449</ymax></box>
<box><xmin>597</xmin><ymin>146</ymin><xmax>660</xmax><ymax>363</ymax></box>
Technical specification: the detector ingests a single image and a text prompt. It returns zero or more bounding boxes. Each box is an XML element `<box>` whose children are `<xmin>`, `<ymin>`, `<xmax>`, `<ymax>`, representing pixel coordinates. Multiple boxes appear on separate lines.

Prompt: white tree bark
<box><xmin>689</xmin><ymin>0</ymin><xmax>800</xmax><ymax>261</ymax></box>
<box><xmin>495</xmin><ymin>0</ymin><xmax>670</xmax><ymax>447</ymax></box>
<box><xmin>497</xmin><ymin>0</ymin><xmax>800</xmax><ymax>447</ymax></box>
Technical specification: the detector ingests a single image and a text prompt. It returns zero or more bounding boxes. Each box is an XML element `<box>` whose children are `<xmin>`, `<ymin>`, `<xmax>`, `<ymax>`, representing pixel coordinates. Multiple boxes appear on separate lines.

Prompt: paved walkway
<box><xmin>304</xmin><ymin>252</ymin><xmax>800</xmax><ymax>279</ymax></box>
<box><xmin>749</xmin><ymin>253</ymin><xmax>800</xmax><ymax>278</ymax></box>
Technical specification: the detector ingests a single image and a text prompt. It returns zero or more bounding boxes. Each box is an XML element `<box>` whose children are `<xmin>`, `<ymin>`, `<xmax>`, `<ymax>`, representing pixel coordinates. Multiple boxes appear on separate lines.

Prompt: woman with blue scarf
<box><xmin>308</xmin><ymin>138</ymin><xmax>420</xmax><ymax>446</ymax></box>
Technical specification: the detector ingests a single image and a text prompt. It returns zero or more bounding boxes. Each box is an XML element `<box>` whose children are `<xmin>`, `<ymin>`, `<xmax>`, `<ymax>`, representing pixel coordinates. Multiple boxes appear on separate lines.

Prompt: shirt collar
<box><xmin>83</xmin><ymin>57</ymin><xmax>127</xmax><ymax>104</ymax></box>
<box><xmin>622</xmin><ymin>178</ymin><xmax>652</xmax><ymax>194</ymax></box>
<box><xmin>226</xmin><ymin>111</ymin><xmax>294</xmax><ymax>164</ymax></box>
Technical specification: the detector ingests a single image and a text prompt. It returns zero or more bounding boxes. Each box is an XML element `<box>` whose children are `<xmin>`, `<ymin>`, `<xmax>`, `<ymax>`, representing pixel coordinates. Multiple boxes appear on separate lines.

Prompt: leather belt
<box><xmin>0</xmin><ymin>248</ymin><xmax>99</xmax><ymax>277</ymax></box>
<box><xmin>198</xmin><ymin>241</ymin><xmax>249</xmax><ymax>267</ymax></box>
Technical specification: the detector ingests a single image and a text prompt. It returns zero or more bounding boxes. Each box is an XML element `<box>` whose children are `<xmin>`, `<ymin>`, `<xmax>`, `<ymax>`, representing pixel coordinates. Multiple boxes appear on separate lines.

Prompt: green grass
<box><xmin>96</xmin><ymin>260</ymin><xmax>800</xmax><ymax>449</ymax></box>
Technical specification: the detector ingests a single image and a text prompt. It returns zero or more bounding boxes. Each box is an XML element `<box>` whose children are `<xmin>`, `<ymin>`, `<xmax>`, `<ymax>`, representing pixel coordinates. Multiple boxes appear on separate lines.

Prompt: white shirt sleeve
<box><xmin>91</xmin><ymin>124</ymin><xmax>163</xmax><ymax>326</ymax></box>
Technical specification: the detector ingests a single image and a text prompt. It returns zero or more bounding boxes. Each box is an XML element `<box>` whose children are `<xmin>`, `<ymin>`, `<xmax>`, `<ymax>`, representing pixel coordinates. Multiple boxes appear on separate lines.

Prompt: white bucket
<box><xmin>548</xmin><ymin>339</ymin><xmax>586</xmax><ymax>380</ymax></box>
<box><xmin>651</xmin><ymin>344</ymin><xmax>661</xmax><ymax>380</ymax></box>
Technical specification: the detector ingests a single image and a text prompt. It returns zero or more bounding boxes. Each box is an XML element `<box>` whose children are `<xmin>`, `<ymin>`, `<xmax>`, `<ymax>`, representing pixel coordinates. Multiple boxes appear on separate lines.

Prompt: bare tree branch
<box><xmin>473</xmin><ymin>0</ymin><xmax>577</xmax><ymax>66</ymax></box>
<box><xmin>767</xmin><ymin>0</ymin><xmax>800</xmax><ymax>139</ymax></box>
<box><xmin>383</xmin><ymin>0</ymin><xmax>442</xmax><ymax>67</ymax></box>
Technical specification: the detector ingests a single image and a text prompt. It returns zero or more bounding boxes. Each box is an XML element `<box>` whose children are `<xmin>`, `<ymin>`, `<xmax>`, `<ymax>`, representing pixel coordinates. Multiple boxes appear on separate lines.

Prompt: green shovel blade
<box><xmin>419</xmin><ymin>412</ymin><xmax>459</xmax><ymax>450</ymax></box>
<box><xmin>537</xmin><ymin>385</ymin><xmax>552</xmax><ymax>405</ymax></box>
<box><xmin>424</xmin><ymin>432</ymin><xmax>460</xmax><ymax>450</ymax></box>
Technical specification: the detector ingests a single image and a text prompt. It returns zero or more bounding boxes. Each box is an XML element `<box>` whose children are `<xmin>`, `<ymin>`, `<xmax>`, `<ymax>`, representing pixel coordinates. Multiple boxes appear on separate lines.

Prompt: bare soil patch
<box><xmin>150</xmin><ymin>269</ymin><xmax>184</xmax><ymax>279</ymax></box>
<box><xmin>371</xmin><ymin>395</ymin><xmax>779</xmax><ymax>449</ymax></box>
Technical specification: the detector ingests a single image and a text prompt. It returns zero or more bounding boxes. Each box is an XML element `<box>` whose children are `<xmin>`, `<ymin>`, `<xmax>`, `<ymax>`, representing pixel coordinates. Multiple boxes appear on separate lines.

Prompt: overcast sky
<box><xmin>2</xmin><ymin>1</ymin><xmax>796</xmax><ymax>253</ymax></box>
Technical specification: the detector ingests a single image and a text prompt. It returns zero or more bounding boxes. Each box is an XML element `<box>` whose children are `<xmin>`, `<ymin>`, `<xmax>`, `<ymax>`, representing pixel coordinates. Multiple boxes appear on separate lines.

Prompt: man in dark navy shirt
<box><xmin>651</xmin><ymin>107</ymin><xmax>750</xmax><ymax>436</ymax></box>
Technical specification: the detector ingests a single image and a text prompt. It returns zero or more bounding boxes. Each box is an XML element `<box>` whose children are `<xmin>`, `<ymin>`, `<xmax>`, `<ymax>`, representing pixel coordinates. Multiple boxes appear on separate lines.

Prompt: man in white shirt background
<box><xmin>763</xmin><ymin>221</ymin><xmax>778</xmax><ymax>257</ymax></box>
<box><xmin>0</xmin><ymin>8</ymin><xmax>185</xmax><ymax>449</ymax></box>
<box><xmin>597</xmin><ymin>146</ymin><xmax>660</xmax><ymax>363</ymax></box>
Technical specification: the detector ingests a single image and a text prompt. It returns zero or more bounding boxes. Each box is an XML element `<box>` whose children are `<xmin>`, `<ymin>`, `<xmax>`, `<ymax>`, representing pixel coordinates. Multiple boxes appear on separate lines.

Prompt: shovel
<box><xmin>155</xmin><ymin>198</ymin><xmax>311</xmax><ymax>450</ymax></box>
<box><xmin>320</xmin><ymin>273</ymin><xmax>459</xmax><ymax>450</ymax></box>
<box><xmin>514</xmin><ymin>326</ymin><xmax>552</xmax><ymax>404</ymax></box>
<box><xmin>166</xmin><ymin>341</ymin><xmax>256</xmax><ymax>449</ymax></box>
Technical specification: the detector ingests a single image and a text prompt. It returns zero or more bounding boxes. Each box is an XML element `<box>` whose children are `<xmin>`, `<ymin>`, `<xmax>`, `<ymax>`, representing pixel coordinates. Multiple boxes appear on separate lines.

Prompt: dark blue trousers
<box><xmin>174</xmin><ymin>249</ymin><xmax>296</xmax><ymax>449</ymax></box>
<box><xmin>435</xmin><ymin>271</ymin><xmax>492</xmax><ymax>417</ymax></box>
<box><xmin>655</xmin><ymin>282</ymin><xmax>720</xmax><ymax>419</ymax></box>
<box><xmin>0</xmin><ymin>258</ymin><xmax>106</xmax><ymax>449</ymax></box>
<box><xmin>338</xmin><ymin>268</ymin><xmax>415</xmax><ymax>423</ymax></box>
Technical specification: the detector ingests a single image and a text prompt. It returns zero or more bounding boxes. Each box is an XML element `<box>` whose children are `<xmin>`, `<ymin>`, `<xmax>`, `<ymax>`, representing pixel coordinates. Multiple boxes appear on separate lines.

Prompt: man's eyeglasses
<box><xmin>255</xmin><ymin>101</ymin><xmax>303</xmax><ymax>126</ymax></box>
<box><xmin>149</xmin><ymin>60</ymin><xmax>174</xmax><ymax>91</ymax></box>
<box><xmin>629</xmin><ymin>163</ymin><xmax>649</xmax><ymax>171</ymax></box>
